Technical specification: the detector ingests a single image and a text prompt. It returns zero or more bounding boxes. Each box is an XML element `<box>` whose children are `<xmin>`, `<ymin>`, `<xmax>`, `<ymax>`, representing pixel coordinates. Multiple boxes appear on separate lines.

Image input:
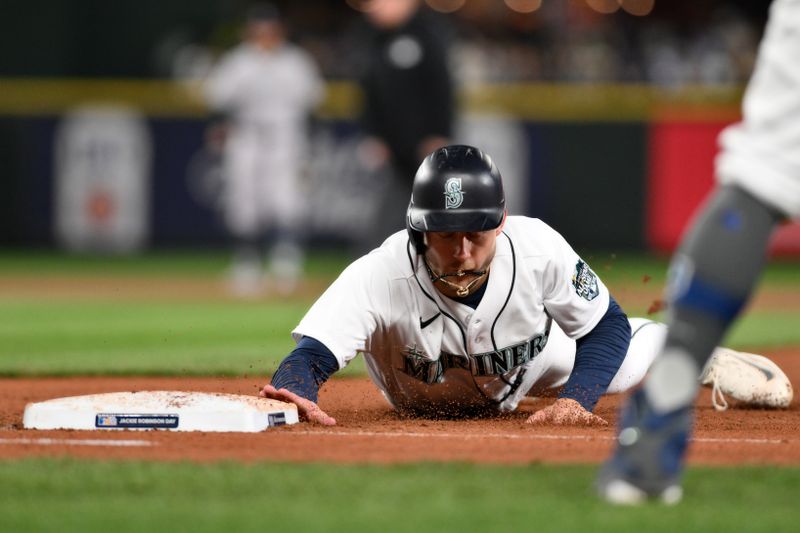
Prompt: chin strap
<box><xmin>424</xmin><ymin>260</ymin><xmax>488</xmax><ymax>297</ymax></box>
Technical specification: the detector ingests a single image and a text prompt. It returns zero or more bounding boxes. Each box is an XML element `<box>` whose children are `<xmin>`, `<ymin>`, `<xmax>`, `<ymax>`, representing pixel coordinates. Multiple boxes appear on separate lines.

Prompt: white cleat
<box><xmin>601</xmin><ymin>478</ymin><xmax>683</xmax><ymax>506</ymax></box>
<box><xmin>269</xmin><ymin>241</ymin><xmax>303</xmax><ymax>296</ymax></box>
<box><xmin>700</xmin><ymin>348</ymin><xmax>794</xmax><ymax>411</ymax></box>
<box><xmin>595</xmin><ymin>389</ymin><xmax>690</xmax><ymax>506</ymax></box>
<box><xmin>227</xmin><ymin>258</ymin><xmax>266</xmax><ymax>298</ymax></box>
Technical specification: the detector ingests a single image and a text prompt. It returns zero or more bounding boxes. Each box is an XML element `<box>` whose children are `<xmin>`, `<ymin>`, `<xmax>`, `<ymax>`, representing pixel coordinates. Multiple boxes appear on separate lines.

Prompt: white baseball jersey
<box><xmin>205</xmin><ymin>43</ymin><xmax>323</xmax><ymax>235</ymax></box>
<box><xmin>715</xmin><ymin>0</ymin><xmax>800</xmax><ymax>219</ymax></box>
<box><xmin>293</xmin><ymin>216</ymin><xmax>657</xmax><ymax>414</ymax></box>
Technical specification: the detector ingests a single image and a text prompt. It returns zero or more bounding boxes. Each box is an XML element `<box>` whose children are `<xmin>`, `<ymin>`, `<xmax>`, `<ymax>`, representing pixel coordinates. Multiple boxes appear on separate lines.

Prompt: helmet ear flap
<box><xmin>406</xmin><ymin>207</ymin><xmax>426</xmax><ymax>253</ymax></box>
<box><xmin>408</xmin><ymin>228</ymin><xmax>426</xmax><ymax>253</ymax></box>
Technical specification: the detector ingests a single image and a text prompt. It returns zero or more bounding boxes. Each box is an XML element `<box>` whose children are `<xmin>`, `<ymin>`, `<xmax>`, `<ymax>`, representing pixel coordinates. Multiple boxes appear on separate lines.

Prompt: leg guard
<box><xmin>664</xmin><ymin>185</ymin><xmax>782</xmax><ymax>367</ymax></box>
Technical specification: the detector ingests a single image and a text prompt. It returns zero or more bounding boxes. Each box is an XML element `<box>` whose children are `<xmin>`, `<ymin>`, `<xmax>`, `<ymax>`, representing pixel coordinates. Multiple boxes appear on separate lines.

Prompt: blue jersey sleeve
<box><xmin>270</xmin><ymin>336</ymin><xmax>340</xmax><ymax>403</ymax></box>
<box><xmin>557</xmin><ymin>296</ymin><xmax>631</xmax><ymax>411</ymax></box>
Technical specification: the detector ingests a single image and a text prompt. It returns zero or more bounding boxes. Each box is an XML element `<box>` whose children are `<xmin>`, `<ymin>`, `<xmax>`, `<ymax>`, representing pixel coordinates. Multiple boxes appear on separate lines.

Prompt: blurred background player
<box><xmin>204</xmin><ymin>2</ymin><xmax>323</xmax><ymax>296</ymax></box>
<box><xmin>598</xmin><ymin>0</ymin><xmax>800</xmax><ymax>505</ymax></box>
<box><xmin>354</xmin><ymin>0</ymin><xmax>455</xmax><ymax>250</ymax></box>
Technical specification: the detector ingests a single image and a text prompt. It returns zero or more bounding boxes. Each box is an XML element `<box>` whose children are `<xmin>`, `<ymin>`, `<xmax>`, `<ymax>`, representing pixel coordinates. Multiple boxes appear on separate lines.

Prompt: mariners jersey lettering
<box><xmin>293</xmin><ymin>216</ymin><xmax>610</xmax><ymax>412</ymax></box>
<box><xmin>402</xmin><ymin>330</ymin><xmax>550</xmax><ymax>385</ymax></box>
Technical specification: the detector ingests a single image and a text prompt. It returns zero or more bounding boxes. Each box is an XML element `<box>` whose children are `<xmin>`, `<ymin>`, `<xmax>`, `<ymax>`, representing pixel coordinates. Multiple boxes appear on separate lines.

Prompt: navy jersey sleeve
<box><xmin>270</xmin><ymin>337</ymin><xmax>339</xmax><ymax>403</ymax></box>
<box><xmin>557</xmin><ymin>296</ymin><xmax>631</xmax><ymax>411</ymax></box>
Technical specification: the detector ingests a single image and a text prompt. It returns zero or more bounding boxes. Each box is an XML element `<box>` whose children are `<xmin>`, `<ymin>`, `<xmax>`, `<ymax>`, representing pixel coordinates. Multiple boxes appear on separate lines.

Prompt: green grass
<box><xmin>0</xmin><ymin>459</ymin><xmax>798</xmax><ymax>532</ymax></box>
<box><xmin>583</xmin><ymin>252</ymin><xmax>800</xmax><ymax>287</ymax></box>
<box><xmin>0</xmin><ymin>299</ymin><xmax>302</xmax><ymax>375</ymax></box>
<box><xmin>0</xmin><ymin>250</ymin><xmax>797</xmax><ymax>375</ymax></box>
<box><xmin>1</xmin><ymin>249</ymin><xmax>795</xmax><ymax>286</ymax></box>
<box><xmin>0</xmin><ymin>298</ymin><xmax>366</xmax><ymax>376</ymax></box>
<box><xmin>725</xmin><ymin>312</ymin><xmax>800</xmax><ymax>350</ymax></box>
<box><xmin>0</xmin><ymin>249</ymin><xmax>354</xmax><ymax>277</ymax></box>
<box><xmin>0</xmin><ymin>250</ymin><xmax>358</xmax><ymax>376</ymax></box>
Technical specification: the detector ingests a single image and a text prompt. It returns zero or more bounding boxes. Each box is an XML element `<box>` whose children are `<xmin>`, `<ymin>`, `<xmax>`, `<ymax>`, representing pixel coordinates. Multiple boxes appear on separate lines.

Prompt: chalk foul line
<box><xmin>0</xmin><ymin>437</ymin><xmax>154</xmax><ymax>447</ymax></box>
<box><xmin>291</xmin><ymin>430</ymin><xmax>785</xmax><ymax>445</ymax></box>
<box><xmin>0</xmin><ymin>433</ymin><xmax>786</xmax><ymax>447</ymax></box>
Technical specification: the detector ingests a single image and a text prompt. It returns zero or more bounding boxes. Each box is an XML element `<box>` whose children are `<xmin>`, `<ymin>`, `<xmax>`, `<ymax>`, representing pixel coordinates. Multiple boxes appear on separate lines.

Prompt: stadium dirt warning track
<box><xmin>1</xmin><ymin>347</ymin><xmax>799</xmax><ymax>465</ymax></box>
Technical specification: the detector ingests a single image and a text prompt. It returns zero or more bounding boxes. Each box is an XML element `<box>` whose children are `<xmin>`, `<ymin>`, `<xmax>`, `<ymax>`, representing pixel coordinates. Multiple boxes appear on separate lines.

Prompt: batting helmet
<box><xmin>406</xmin><ymin>145</ymin><xmax>506</xmax><ymax>252</ymax></box>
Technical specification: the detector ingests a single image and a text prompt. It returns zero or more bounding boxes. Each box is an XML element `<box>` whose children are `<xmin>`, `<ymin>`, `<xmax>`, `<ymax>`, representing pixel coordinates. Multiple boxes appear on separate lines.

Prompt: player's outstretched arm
<box><xmin>260</xmin><ymin>384</ymin><xmax>337</xmax><ymax>426</ymax></box>
<box><xmin>526</xmin><ymin>398</ymin><xmax>607</xmax><ymax>426</ymax></box>
<box><xmin>264</xmin><ymin>336</ymin><xmax>340</xmax><ymax>425</ymax></box>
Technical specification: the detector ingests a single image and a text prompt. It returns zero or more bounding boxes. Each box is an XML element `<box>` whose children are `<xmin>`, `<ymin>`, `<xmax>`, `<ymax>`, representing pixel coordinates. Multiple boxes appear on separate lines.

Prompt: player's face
<box><xmin>365</xmin><ymin>0</ymin><xmax>419</xmax><ymax>29</ymax></box>
<box><xmin>246</xmin><ymin>21</ymin><xmax>285</xmax><ymax>50</ymax></box>
<box><xmin>424</xmin><ymin>225</ymin><xmax>503</xmax><ymax>276</ymax></box>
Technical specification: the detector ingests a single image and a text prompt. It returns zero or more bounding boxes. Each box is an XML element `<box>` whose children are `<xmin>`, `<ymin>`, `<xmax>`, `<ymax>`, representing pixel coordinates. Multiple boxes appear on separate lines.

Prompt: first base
<box><xmin>22</xmin><ymin>391</ymin><xmax>299</xmax><ymax>432</ymax></box>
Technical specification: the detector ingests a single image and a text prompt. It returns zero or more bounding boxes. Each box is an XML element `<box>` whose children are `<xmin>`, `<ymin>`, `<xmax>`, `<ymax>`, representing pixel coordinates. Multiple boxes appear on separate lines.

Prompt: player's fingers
<box><xmin>566</xmin><ymin>411</ymin><xmax>607</xmax><ymax>427</ymax></box>
<box><xmin>305</xmin><ymin>405</ymin><xmax>337</xmax><ymax>426</ymax></box>
<box><xmin>275</xmin><ymin>390</ymin><xmax>336</xmax><ymax>426</ymax></box>
<box><xmin>526</xmin><ymin>405</ymin><xmax>606</xmax><ymax>427</ymax></box>
<box><xmin>525</xmin><ymin>409</ymin><xmax>549</xmax><ymax>424</ymax></box>
<box><xmin>561</xmin><ymin>408</ymin><xmax>598</xmax><ymax>426</ymax></box>
<box><xmin>587</xmin><ymin>414</ymin><xmax>608</xmax><ymax>427</ymax></box>
<box><xmin>259</xmin><ymin>384</ymin><xmax>278</xmax><ymax>398</ymax></box>
<box><xmin>259</xmin><ymin>386</ymin><xmax>335</xmax><ymax>424</ymax></box>
<box><xmin>260</xmin><ymin>385</ymin><xmax>298</xmax><ymax>404</ymax></box>
<box><xmin>296</xmin><ymin>400</ymin><xmax>336</xmax><ymax>425</ymax></box>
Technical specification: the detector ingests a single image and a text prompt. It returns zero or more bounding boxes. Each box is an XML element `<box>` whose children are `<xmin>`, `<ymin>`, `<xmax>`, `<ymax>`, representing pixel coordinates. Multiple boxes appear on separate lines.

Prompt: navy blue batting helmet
<box><xmin>406</xmin><ymin>145</ymin><xmax>505</xmax><ymax>252</ymax></box>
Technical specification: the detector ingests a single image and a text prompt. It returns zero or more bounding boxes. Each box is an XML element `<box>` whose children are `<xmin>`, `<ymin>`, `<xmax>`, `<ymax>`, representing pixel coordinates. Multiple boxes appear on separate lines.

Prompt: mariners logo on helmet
<box><xmin>444</xmin><ymin>177</ymin><xmax>464</xmax><ymax>209</ymax></box>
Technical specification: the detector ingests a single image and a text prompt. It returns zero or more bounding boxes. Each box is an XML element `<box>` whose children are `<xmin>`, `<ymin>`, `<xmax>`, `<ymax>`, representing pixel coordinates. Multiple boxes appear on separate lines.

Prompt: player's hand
<box><xmin>525</xmin><ymin>398</ymin><xmax>608</xmax><ymax>427</ymax></box>
<box><xmin>259</xmin><ymin>384</ymin><xmax>337</xmax><ymax>426</ymax></box>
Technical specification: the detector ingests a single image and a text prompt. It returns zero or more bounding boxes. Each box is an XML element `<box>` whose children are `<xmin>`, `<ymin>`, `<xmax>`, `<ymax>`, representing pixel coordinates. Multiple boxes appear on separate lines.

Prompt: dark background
<box><xmin>0</xmin><ymin>0</ymin><xmax>768</xmax><ymax>78</ymax></box>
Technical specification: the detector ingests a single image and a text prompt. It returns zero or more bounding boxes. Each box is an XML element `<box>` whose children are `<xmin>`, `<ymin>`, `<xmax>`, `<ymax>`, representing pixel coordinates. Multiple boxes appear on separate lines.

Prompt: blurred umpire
<box><xmin>354</xmin><ymin>0</ymin><xmax>456</xmax><ymax>250</ymax></box>
<box><xmin>204</xmin><ymin>3</ymin><xmax>324</xmax><ymax>296</ymax></box>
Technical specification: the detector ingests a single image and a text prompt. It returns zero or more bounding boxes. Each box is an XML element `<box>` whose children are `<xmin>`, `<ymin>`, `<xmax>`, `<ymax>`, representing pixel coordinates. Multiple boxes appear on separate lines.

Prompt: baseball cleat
<box><xmin>599</xmin><ymin>477</ymin><xmax>683</xmax><ymax>506</ymax></box>
<box><xmin>700</xmin><ymin>348</ymin><xmax>793</xmax><ymax>410</ymax></box>
<box><xmin>596</xmin><ymin>388</ymin><xmax>691</xmax><ymax>505</ymax></box>
<box><xmin>227</xmin><ymin>253</ymin><xmax>266</xmax><ymax>298</ymax></box>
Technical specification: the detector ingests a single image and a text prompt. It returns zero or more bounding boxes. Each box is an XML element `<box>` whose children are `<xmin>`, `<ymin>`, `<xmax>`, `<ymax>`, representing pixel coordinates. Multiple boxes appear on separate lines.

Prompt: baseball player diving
<box><xmin>260</xmin><ymin>145</ymin><xmax>792</xmax><ymax>425</ymax></box>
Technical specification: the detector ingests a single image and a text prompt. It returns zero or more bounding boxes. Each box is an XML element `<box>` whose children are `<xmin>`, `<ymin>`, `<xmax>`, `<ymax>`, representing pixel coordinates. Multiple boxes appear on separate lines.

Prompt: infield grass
<box><xmin>0</xmin><ymin>459</ymin><xmax>798</xmax><ymax>533</ymax></box>
<box><xmin>0</xmin><ymin>250</ymin><xmax>365</xmax><ymax>376</ymax></box>
<box><xmin>0</xmin><ymin>299</ymin><xmax>309</xmax><ymax>375</ymax></box>
<box><xmin>0</xmin><ymin>249</ymin><xmax>353</xmax><ymax>277</ymax></box>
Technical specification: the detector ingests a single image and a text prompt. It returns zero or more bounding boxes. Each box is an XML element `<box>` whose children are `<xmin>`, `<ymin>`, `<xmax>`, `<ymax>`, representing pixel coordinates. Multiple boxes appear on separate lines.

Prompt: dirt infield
<box><xmin>1</xmin><ymin>348</ymin><xmax>798</xmax><ymax>466</ymax></box>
